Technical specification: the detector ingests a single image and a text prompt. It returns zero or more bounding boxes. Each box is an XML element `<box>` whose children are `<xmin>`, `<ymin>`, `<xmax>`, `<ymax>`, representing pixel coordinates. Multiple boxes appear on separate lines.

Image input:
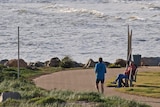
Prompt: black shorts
<box><xmin>96</xmin><ymin>79</ymin><xmax>104</xmax><ymax>84</ymax></box>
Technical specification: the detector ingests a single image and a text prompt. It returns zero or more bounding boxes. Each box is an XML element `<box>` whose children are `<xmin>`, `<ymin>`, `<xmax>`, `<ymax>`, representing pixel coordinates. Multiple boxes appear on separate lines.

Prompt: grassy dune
<box><xmin>0</xmin><ymin>66</ymin><xmax>151</xmax><ymax>107</ymax></box>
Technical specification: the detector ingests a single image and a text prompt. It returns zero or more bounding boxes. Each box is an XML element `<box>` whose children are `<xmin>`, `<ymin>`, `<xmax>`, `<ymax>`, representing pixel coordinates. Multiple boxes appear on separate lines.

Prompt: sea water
<box><xmin>0</xmin><ymin>0</ymin><xmax>160</xmax><ymax>63</ymax></box>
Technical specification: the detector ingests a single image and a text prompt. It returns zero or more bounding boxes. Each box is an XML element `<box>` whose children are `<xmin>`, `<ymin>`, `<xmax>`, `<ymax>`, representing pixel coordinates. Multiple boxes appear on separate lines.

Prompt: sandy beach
<box><xmin>33</xmin><ymin>66</ymin><xmax>160</xmax><ymax>107</ymax></box>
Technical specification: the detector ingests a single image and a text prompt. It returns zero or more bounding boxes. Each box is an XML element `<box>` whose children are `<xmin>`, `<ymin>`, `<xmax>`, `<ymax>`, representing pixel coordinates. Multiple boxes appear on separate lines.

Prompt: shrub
<box><xmin>108</xmin><ymin>63</ymin><xmax>121</xmax><ymax>68</ymax></box>
<box><xmin>97</xmin><ymin>96</ymin><xmax>151</xmax><ymax>107</ymax></box>
<box><xmin>49</xmin><ymin>90</ymin><xmax>74</xmax><ymax>100</ymax></box>
<box><xmin>28</xmin><ymin>97</ymin><xmax>42</xmax><ymax>103</ymax></box>
<box><xmin>0</xmin><ymin>98</ymin><xmax>21</xmax><ymax>107</ymax></box>
<box><xmin>60</xmin><ymin>56</ymin><xmax>74</xmax><ymax>68</ymax></box>
<box><xmin>0</xmin><ymin>64</ymin><xmax>6</xmax><ymax>72</ymax></box>
<box><xmin>73</xmin><ymin>92</ymin><xmax>104</xmax><ymax>102</ymax></box>
<box><xmin>35</xmin><ymin>97</ymin><xmax>66</xmax><ymax>105</ymax></box>
<box><xmin>2</xmin><ymin>71</ymin><xmax>18</xmax><ymax>79</ymax></box>
<box><xmin>0</xmin><ymin>79</ymin><xmax>47</xmax><ymax>100</ymax></box>
<box><xmin>0</xmin><ymin>72</ymin><xmax>17</xmax><ymax>82</ymax></box>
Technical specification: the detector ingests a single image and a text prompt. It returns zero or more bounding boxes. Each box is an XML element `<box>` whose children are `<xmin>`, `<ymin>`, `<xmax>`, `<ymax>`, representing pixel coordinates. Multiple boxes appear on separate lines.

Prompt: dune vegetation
<box><xmin>0</xmin><ymin>65</ymin><xmax>151</xmax><ymax>107</ymax></box>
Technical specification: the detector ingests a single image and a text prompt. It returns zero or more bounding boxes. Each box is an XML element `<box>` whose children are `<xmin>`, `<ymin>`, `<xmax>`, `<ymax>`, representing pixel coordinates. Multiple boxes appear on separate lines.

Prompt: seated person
<box><xmin>111</xmin><ymin>62</ymin><xmax>137</xmax><ymax>87</ymax></box>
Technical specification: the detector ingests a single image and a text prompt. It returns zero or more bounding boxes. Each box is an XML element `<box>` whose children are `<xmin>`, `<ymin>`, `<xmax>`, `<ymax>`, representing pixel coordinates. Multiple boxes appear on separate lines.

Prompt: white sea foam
<box><xmin>128</xmin><ymin>16</ymin><xmax>145</xmax><ymax>21</ymax></box>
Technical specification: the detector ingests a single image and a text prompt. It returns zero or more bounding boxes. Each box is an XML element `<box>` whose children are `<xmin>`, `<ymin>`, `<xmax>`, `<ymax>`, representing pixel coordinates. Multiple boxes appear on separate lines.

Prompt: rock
<box><xmin>4</xmin><ymin>59</ymin><xmax>27</xmax><ymax>67</ymax></box>
<box><xmin>44</xmin><ymin>60</ymin><xmax>49</xmax><ymax>66</ymax></box>
<box><xmin>0</xmin><ymin>92</ymin><xmax>21</xmax><ymax>102</ymax></box>
<box><xmin>28</xmin><ymin>62</ymin><xmax>34</xmax><ymax>67</ymax></box>
<box><xmin>83</xmin><ymin>59</ymin><xmax>96</xmax><ymax>68</ymax></box>
<box><xmin>83</xmin><ymin>59</ymin><xmax>110</xmax><ymax>68</ymax></box>
<box><xmin>47</xmin><ymin>57</ymin><xmax>61</xmax><ymax>67</ymax></box>
<box><xmin>104</xmin><ymin>61</ymin><xmax>111</xmax><ymax>67</ymax></box>
<box><xmin>34</xmin><ymin>61</ymin><xmax>45</xmax><ymax>67</ymax></box>
<box><xmin>0</xmin><ymin>59</ymin><xmax>8</xmax><ymax>65</ymax></box>
<box><xmin>114</xmin><ymin>59</ymin><xmax>126</xmax><ymax>67</ymax></box>
<box><xmin>27</xmin><ymin>61</ymin><xmax>44</xmax><ymax>68</ymax></box>
<box><xmin>141</xmin><ymin>57</ymin><xmax>160</xmax><ymax>66</ymax></box>
<box><xmin>72</xmin><ymin>61</ymin><xmax>84</xmax><ymax>67</ymax></box>
<box><xmin>26</xmin><ymin>62</ymin><xmax>38</xmax><ymax>70</ymax></box>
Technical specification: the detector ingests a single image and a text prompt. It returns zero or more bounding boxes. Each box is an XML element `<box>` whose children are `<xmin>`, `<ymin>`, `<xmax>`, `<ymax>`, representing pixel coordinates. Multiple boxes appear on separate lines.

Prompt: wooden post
<box><xmin>128</xmin><ymin>27</ymin><xmax>132</xmax><ymax>87</ymax></box>
<box><xmin>127</xmin><ymin>25</ymin><xmax>132</xmax><ymax>66</ymax></box>
<box><xmin>129</xmin><ymin>30</ymin><xmax>132</xmax><ymax>62</ymax></box>
<box><xmin>127</xmin><ymin>25</ymin><xmax>130</xmax><ymax>67</ymax></box>
<box><xmin>130</xmin><ymin>30</ymin><xmax>132</xmax><ymax>61</ymax></box>
<box><xmin>18</xmin><ymin>26</ymin><xmax>20</xmax><ymax>79</ymax></box>
<box><xmin>126</xmin><ymin>25</ymin><xmax>133</xmax><ymax>87</ymax></box>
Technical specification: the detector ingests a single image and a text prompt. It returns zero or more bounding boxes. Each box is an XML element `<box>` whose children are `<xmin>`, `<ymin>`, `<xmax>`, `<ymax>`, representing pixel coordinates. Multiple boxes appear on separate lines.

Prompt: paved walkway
<box><xmin>33</xmin><ymin>67</ymin><xmax>160</xmax><ymax>107</ymax></box>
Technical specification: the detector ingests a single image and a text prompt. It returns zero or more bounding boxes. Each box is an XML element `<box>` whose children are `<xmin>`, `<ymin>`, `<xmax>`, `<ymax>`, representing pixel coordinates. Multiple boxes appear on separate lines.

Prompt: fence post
<box><xmin>18</xmin><ymin>26</ymin><xmax>20</xmax><ymax>79</ymax></box>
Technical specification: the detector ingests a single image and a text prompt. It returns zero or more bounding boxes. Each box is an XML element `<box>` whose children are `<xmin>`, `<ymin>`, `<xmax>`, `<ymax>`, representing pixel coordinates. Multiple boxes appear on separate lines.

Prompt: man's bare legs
<box><xmin>101</xmin><ymin>83</ymin><xmax>104</xmax><ymax>94</ymax></box>
<box><xmin>96</xmin><ymin>83</ymin><xmax>100</xmax><ymax>93</ymax></box>
<box><xmin>96</xmin><ymin>83</ymin><xmax>104</xmax><ymax>94</ymax></box>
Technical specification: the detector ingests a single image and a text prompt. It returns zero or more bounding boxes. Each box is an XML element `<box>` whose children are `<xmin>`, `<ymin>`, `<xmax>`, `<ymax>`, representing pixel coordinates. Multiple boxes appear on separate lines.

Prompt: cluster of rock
<box><xmin>83</xmin><ymin>59</ymin><xmax>110</xmax><ymax>68</ymax></box>
<box><xmin>0</xmin><ymin>56</ymin><xmax>159</xmax><ymax>69</ymax></box>
<box><xmin>113</xmin><ymin>57</ymin><xmax>160</xmax><ymax>67</ymax></box>
<box><xmin>141</xmin><ymin>57</ymin><xmax>160</xmax><ymax>66</ymax></box>
<box><xmin>114</xmin><ymin>59</ymin><xmax>126</xmax><ymax>67</ymax></box>
<box><xmin>83</xmin><ymin>58</ymin><xmax>130</xmax><ymax>68</ymax></box>
<box><xmin>0</xmin><ymin>57</ymin><xmax>84</xmax><ymax>69</ymax></box>
<box><xmin>83</xmin><ymin>57</ymin><xmax>160</xmax><ymax>68</ymax></box>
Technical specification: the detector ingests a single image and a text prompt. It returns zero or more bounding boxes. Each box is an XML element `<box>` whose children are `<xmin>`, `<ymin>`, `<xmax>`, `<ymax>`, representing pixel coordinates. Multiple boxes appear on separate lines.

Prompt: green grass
<box><xmin>0</xmin><ymin>66</ymin><xmax>64</xmax><ymax>81</ymax></box>
<box><xmin>0</xmin><ymin>85</ymin><xmax>150</xmax><ymax>107</ymax></box>
<box><xmin>0</xmin><ymin>66</ymin><xmax>151</xmax><ymax>107</ymax></box>
<box><xmin>107</xmin><ymin>71</ymin><xmax>160</xmax><ymax>98</ymax></box>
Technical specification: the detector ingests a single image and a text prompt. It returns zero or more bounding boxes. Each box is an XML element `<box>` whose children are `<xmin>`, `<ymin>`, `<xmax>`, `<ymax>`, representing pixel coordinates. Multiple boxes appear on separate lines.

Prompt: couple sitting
<box><xmin>111</xmin><ymin>62</ymin><xmax>137</xmax><ymax>87</ymax></box>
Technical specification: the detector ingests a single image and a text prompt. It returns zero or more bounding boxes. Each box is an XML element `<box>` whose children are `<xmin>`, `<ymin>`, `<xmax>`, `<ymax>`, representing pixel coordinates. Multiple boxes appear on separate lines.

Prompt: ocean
<box><xmin>0</xmin><ymin>0</ymin><xmax>160</xmax><ymax>64</ymax></box>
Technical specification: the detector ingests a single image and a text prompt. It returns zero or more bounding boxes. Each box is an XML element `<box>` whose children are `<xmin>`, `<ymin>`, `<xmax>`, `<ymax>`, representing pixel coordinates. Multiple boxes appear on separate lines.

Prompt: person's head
<box><xmin>99</xmin><ymin>57</ymin><xmax>103</xmax><ymax>62</ymax></box>
<box><xmin>131</xmin><ymin>61</ymin><xmax>135</xmax><ymax>65</ymax></box>
<box><xmin>130</xmin><ymin>61</ymin><xmax>136</xmax><ymax>67</ymax></box>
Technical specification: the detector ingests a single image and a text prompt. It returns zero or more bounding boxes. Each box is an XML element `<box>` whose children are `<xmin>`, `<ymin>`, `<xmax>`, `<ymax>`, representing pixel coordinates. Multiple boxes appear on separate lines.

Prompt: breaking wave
<box><xmin>148</xmin><ymin>4</ymin><xmax>160</xmax><ymax>10</ymax></box>
<box><xmin>42</xmin><ymin>4</ymin><xmax>105</xmax><ymax>18</ymax></box>
<box><xmin>128</xmin><ymin>16</ymin><xmax>145</xmax><ymax>21</ymax></box>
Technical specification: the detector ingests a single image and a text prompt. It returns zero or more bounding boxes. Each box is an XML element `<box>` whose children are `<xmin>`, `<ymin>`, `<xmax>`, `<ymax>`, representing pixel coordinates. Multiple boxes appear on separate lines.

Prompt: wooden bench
<box><xmin>124</xmin><ymin>68</ymin><xmax>138</xmax><ymax>87</ymax></box>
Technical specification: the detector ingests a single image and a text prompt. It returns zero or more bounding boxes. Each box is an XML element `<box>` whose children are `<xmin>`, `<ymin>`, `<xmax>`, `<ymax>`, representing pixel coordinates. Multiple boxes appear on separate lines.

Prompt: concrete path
<box><xmin>33</xmin><ymin>67</ymin><xmax>160</xmax><ymax>107</ymax></box>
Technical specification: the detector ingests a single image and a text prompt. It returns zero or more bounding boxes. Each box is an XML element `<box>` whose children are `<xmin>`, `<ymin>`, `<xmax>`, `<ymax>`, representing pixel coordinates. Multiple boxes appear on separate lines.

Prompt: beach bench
<box><xmin>124</xmin><ymin>68</ymin><xmax>138</xmax><ymax>87</ymax></box>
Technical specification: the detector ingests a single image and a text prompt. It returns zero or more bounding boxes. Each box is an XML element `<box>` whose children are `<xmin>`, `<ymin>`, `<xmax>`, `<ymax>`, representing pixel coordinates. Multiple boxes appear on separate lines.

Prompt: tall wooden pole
<box><xmin>127</xmin><ymin>25</ymin><xmax>133</xmax><ymax>87</ymax></box>
<box><xmin>127</xmin><ymin>25</ymin><xmax>129</xmax><ymax>60</ymax></box>
<box><xmin>18</xmin><ymin>26</ymin><xmax>20</xmax><ymax>79</ymax></box>
<box><xmin>127</xmin><ymin>25</ymin><xmax>132</xmax><ymax>66</ymax></box>
<box><xmin>130</xmin><ymin>30</ymin><xmax>132</xmax><ymax>62</ymax></box>
<box><xmin>127</xmin><ymin>25</ymin><xmax>130</xmax><ymax>66</ymax></box>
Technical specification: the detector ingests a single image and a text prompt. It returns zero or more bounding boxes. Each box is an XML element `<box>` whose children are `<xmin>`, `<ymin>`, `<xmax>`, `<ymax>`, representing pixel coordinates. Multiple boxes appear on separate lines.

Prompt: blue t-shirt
<box><xmin>94</xmin><ymin>62</ymin><xmax>106</xmax><ymax>80</ymax></box>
